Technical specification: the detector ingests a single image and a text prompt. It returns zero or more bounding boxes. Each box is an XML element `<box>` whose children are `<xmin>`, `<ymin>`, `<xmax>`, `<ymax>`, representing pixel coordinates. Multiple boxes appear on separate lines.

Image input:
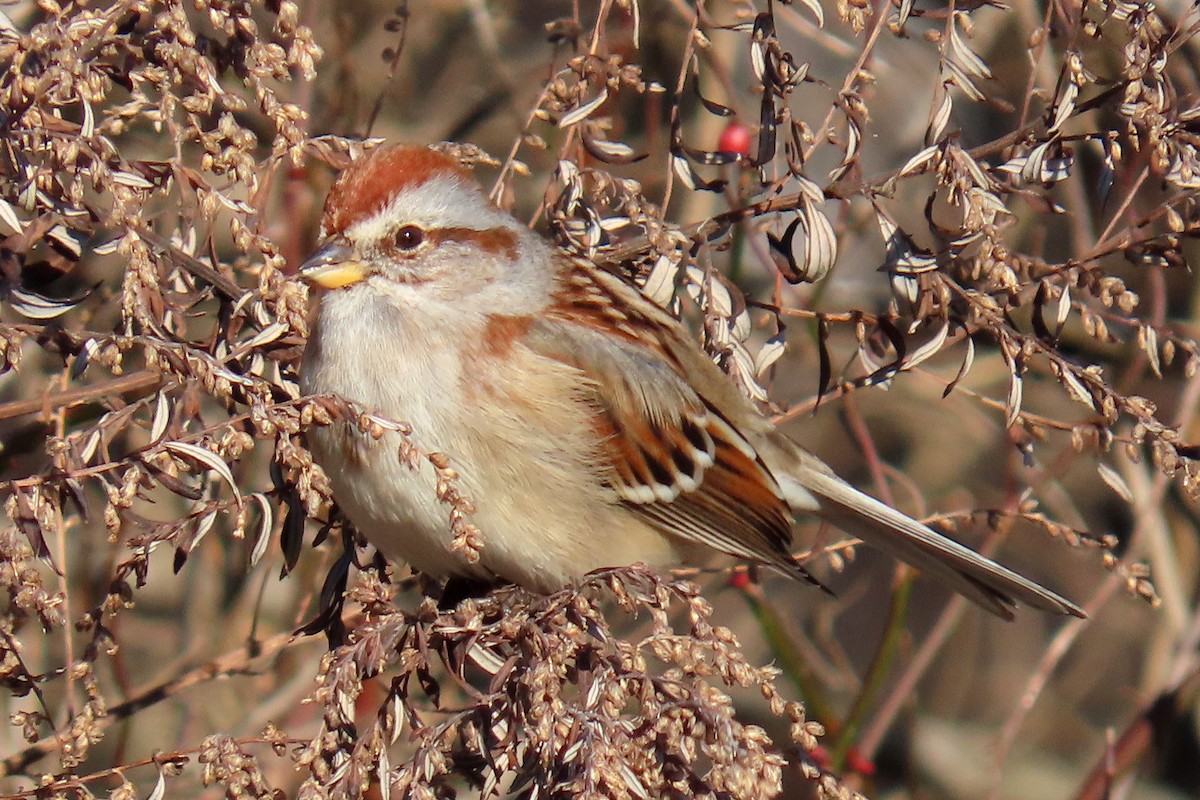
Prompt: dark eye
<box><xmin>393</xmin><ymin>225</ymin><xmax>425</xmax><ymax>251</ymax></box>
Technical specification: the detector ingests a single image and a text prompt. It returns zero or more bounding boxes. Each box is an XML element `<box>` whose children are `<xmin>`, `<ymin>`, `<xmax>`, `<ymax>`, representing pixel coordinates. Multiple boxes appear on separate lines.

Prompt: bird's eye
<box><xmin>393</xmin><ymin>225</ymin><xmax>425</xmax><ymax>251</ymax></box>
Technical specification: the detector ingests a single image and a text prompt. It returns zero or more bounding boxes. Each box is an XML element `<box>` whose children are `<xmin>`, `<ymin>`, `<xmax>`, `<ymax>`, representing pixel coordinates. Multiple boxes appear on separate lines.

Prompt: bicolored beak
<box><xmin>298</xmin><ymin>241</ymin><xmax>368</xmax><ymax>289</ymax></box>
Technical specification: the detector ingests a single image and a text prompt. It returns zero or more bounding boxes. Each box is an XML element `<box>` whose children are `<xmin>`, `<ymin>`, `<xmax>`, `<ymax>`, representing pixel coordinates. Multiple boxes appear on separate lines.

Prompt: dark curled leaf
<box><xmin>866</xmin><ymin>317</ymin><xmax>907</xmax><ymax>385</ymax></box>
<box><xmin>295</xmin><ymin>542</ymin><xmax>353</xmax><ymax>647</ymax></box>
<box><xmin>785</xmin><ymin>121</ymin><xmax>807</xmax><ymax>174</ymax></box>
<box><xmin>7</xmin><ymin>282</ymin><xmax>98</xmax><ymax>321</ymax></box>
<box><xmin>942</xmin><ymin>331</ymin><xmax>976</xmax><ymax>398</ymax></box>
<box><xmin>693</xmin><ymin>80</ymin><xmax>734</xmax><ymax>117</ymax></box>
<box><xmin>61</xmin><ymin>478</ymin><xmax>90</xmax><ymax>521</ymax></box>
<box><xmin>766</xmin><ymin>50</ymin><xmax>805</xmax><ymax>94</ymax></box>
<box><xmin>280</xmin><ymin>494</ymin><xmax>307</xmax><ymax>578</ymax></box>
<box><xmin>879</xmin><ymin>317</ymin><xmax>907</xmax><ymax>362</ymax></box>
<box><xmin>311</xmin><ymin>515</ymin><xmax>339</xmax><ymax>549</ymax></box>
<box><xmin>701</xmin><ymin>217</ymin><xmax>734</xmax><ymax>244</ymax></box>
<box><xmin>999</xmin><ymin>343</ymin><xmax>1024</xmax><ymax>429</ymax></box>
<box><xmin>1031</xmin><ymin>279</ymin><xmax>1053</xmax><ymax>342</ymax></box>
<box><xmin>670</xmin><ymin>122</ymin><xmax>729</xmax><ymax>192</ymax></box>
<box><xmin>671</xmin><ymin>151</ymin><xmax>728</xmax><ymax>193</ymax></box>
<box><xmin>750</xmin><ymin>18</ymin><xmax>769</xmax><ymax>84</ymax></box>
<box><xmin>876</xmin><ymin>207</ymin><xmax>937</xmax><ymax>274</ymax></box>
<box><xmin>815</xmin><ymin>315</ymin><xmax>832</xmax><ymax>414</ymax></box>
<box><xmin>580</xmin><ymin>125</ymin><xmax>646</xmax><ymax>165</ymax></box>
<box><xmin>753</xmin><ymin>91</ymin><xmax>778</xmax><ymax>167</ymax></box>
<box><xmin>32</xmin><ymin>323</ymin><xmax>83</xmax><ymax>360</ymax></box>
<box><xmin>140</xmin><ymin>456</ymin><xmax>205</xmax><ymax>501</ymax></box>
<box><xmin>21</xmin><ymin>250</ymin><xmax>79</xmax><ymax>288</ymax></box>
<box><xmin>1096</xmin><ymin>135</ymin><xmax>1118</xmax><ymax>209</ymax></box>
<box><xmin>681</xmin><ymin>143</ymin><xmax>742</xmax><ymax>166</ymax></box>
<box><xmin>43</xmin><ymin>227</ymin><xmax>83</xmax><ymax>261</ymax></box>
<box><xmin>766</xmin><ymin>216</ymin><xmax>805</xmax><ymax>283</ymax></box>
<box><xmin>13</xmin><ymin>494</ymin><xmax>55</xmax><ymax>568</ymax></box>
<box><xmin>767</xmin><ymin>205</ymin><xmax>836</xmax><ymax>284</ymax></box>
<box><xmin>417</xmin><ymin>665</ymin><xmax>441</xmax><ymax>709</ymax></box>
<box><xmin>70</xmin><ymin>337</ymin><xmax>99</xmax><ymax>379</ymax></box>
<box><xmin>751</xmin><ymin>12</ymin><xmax>774</xmax><ymax>49</ymax></box>
<box><xmin>1174</xmin><ymin>443</ymin><xmax>1200</xmax><ymax>459</ymax></box>
<box><xmin>174</xmin><ymin>509</ymin><xmax>218</xmax><ymax>574</ymax></box>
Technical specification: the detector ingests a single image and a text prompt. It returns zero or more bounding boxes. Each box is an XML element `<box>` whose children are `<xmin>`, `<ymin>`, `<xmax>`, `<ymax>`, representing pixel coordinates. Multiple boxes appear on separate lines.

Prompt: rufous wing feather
<box><xmin>523</xmin><ymin>259</ymin><xmax>819</xmax><ymax>584</ymax></box>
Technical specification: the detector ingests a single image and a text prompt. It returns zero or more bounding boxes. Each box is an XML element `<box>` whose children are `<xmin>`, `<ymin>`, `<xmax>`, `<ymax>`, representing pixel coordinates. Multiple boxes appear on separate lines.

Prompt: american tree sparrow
<box><xmin>298</xmin><ymin>144</ymin><xmax>1083</xmax><ymax>619</ymax></box>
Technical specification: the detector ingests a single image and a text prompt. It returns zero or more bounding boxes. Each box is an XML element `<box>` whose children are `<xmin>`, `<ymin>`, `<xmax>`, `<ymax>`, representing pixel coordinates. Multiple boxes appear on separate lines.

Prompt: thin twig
<box><xmin>0</xmin><ymin>629</ymin><xmax>314</xmax><ymax>777</ymax></box>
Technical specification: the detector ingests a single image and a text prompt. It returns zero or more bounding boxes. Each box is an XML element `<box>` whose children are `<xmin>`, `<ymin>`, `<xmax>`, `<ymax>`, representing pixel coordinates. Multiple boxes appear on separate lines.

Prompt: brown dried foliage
<box><xmin>0</xmin><ymin>0</ymin><xmax>1198</xmax><ymax>798</ymax></box>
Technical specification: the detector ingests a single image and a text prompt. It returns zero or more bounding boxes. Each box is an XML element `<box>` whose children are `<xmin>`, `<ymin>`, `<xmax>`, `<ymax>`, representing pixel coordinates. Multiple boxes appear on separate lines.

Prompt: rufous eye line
<box><xmin>425</xmin><ymin>226</ymin><xmax>519</xmax><ymax>259</ymax></box>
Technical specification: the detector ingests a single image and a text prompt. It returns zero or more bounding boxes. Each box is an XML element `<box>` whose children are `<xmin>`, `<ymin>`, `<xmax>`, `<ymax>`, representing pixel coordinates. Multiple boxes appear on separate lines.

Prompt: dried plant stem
<box><xmin>857</xmin><ymin>591</ymin><xmax>970</xmax><ymax>763</ymax></box>
<box><xmin>991</xmin><ymin>367</ymin><xmax>1200</xmax><ymax>787</ymax></box>
<box><xmin>736</xmin><ymin>581</ymin><xmax>838</xmax><ymax>724</ymax></box>
<box><xmin>988</xmin><ymin>577</ymin><xmax>1124</xmax><ymax>800</ymax></box>
<box><xmin>1</xmin><ymin>629</ymin><xmax>312</xmax><ymax>778</ymax></box>
<box><xmin>799</xmin><ymin>0</ymin><xmax>892</xmax><ymax>165</ymax></box>
<box><xmin>0</xmin><ymin>371</ymin><xmax>162</xmax><ymax>423</ymax></box>
<box><xmin>1071</xmin><ymin>667</ymin><xmax>1200</xmax><ymax>800</ymax></box>
<box><xmin>658</xmin><ymin>2</ymin><xmax>702</xmax><ymax>215</ymax></box>
<box><xmin>830</xmin><ymin>577</ymin><xmax>911</xmax><ymax>773</ymax></box>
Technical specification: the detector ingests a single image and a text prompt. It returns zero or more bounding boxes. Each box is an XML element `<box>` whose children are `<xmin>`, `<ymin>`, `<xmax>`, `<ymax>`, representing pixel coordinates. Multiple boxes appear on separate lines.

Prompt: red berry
<box><xmin>728</xmin><ymin>569</ymin><xmax>752</xmax><ymax>590</ymax></box>
<box><xmin>717</xmin><ymin>121</ymin><xmax>754</xmax><ymax>157</ymax></box>
<box><xmin>845</xmin><ymin>748</ymin><xmax>876</xmax><ymax>776</ymax></box>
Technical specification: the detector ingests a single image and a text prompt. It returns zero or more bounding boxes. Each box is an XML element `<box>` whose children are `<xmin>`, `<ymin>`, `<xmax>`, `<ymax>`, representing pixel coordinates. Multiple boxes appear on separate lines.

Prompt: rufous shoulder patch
<box><xmin>480</xmin><ymin>313</ymin><xmax>534</xmax><ymax>357</ymax></box>
<box><xmin>322</xmin><ymin>145</ymin><xmax>472</xmax><ymax>235</ymax></box>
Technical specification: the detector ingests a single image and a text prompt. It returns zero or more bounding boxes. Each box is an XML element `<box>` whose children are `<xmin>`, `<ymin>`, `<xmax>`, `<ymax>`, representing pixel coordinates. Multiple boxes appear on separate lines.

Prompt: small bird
<box><xmin>298</xmin><ymin>144</ymin><xmax>1083</xmax><ymax>620</ymax></box>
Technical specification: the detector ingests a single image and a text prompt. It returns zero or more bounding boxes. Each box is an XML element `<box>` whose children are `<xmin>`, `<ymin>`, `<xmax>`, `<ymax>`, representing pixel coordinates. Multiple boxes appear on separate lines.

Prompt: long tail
<box><xmin>774</xmin><ymin>443</ymin><xmax>1084</xmax><ymax>620</ymax></box>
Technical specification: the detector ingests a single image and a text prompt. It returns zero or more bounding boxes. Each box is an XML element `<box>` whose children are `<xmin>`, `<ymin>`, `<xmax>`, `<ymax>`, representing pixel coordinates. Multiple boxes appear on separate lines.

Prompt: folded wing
<box><xmin>523</xmin><ymin>256</ymin><xmax>1083</xmax><ymax>618</ymax></box>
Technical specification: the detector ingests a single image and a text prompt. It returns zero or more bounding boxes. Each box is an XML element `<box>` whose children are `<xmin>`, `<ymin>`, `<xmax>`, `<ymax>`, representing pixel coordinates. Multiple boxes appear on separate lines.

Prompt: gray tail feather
<box><xmin>788</xmin><ymin>468</ymin><xmax>1084</xmax><ymax>620</ymax></box>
